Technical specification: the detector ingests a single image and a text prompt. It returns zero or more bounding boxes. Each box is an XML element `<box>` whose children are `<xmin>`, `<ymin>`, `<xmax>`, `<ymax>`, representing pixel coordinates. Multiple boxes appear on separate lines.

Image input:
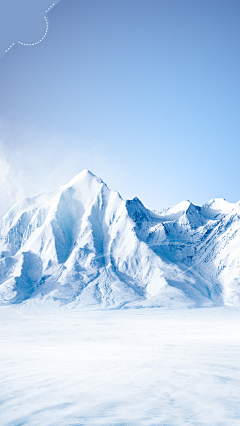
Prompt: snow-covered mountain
<box><xmin>0</xmin><ymin>169</ymin><xmax>239</xmax><ymax>308</ymax></box>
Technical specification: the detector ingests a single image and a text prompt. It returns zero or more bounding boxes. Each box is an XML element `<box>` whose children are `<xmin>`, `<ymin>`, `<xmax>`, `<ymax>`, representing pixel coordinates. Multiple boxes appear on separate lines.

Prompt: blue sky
<box><xmin>0</xmin><ymin>0</ymin><xmax>240</xmax><ymax>217</ymax></box>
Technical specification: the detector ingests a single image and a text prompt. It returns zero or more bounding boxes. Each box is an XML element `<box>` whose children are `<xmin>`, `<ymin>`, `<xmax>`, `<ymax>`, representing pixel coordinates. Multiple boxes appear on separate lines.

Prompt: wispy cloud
<box><xmin>0</xmin><ymin>143</ymin><xmax>26</xmax><ymax>218</ymax></box>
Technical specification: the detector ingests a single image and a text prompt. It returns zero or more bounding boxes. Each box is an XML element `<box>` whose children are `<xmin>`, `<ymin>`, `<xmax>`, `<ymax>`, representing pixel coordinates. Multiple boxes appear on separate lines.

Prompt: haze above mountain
<box><xmin>0</xmin><ymin>169</ymin><xmax>239</xmax><ymax>309</ymax></box>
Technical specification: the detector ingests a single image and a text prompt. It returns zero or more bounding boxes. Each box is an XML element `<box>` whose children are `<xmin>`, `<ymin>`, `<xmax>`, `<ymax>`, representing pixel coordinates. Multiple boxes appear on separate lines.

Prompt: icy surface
<box><xmin>0</xmin><ymin>168</ymin><xmax>240</xmax><ymax>308</ymax></box>
<box><xmin>0</xmin><ymin>306</ymin><xmax>240</xmax><ymax>426</ymax></box>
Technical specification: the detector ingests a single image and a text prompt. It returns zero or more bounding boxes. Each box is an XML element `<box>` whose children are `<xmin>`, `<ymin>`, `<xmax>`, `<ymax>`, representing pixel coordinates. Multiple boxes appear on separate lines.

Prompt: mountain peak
<box><xmin>82</xmin><ymin>168</ymin><xmax>95</xmax><ymax>176</ymax></box>
<box><xmin>200</xmin><ymin>198</ymin><xmax>235</xmax><ymax>219</ymax></box>
<box><xmin>64</xmin><ymin>169</ymin><xmax>102</xmax><ymax>189</ymax></box>
<box><xmin>155</xmin><ymin>200</ymin><xmax>193</xmax><ymax>220</ymax></box>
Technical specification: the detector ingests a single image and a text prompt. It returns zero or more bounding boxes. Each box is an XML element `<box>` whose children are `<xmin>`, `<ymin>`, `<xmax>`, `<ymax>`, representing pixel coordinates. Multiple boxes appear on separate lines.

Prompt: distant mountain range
<box><xmin>0</xmin><ymin>169</ymin><xmax>239</xmax><ymax>309</ymax></box>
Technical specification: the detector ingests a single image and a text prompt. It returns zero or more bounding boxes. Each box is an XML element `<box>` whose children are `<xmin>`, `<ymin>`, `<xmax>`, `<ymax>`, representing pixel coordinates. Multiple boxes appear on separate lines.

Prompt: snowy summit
<box><xmin>0</xmin><ymin>169</ymin><xmax>240</xmax><ymax>309</ymax></box>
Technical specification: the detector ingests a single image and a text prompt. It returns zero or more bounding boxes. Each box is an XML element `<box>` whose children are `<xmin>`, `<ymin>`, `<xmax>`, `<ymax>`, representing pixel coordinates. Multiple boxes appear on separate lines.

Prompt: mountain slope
<box><xmin>0</xmin><ymin>169</ymin><xmax>239</xmax><ymax>308</ymax></box>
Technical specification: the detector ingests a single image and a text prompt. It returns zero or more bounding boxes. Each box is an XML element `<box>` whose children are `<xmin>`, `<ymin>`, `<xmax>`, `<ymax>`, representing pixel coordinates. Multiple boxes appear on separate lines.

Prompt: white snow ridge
<box><xmin>0</xmin><ymin>168</ymin><xmax>240</xmax><ymax>309</ymax></box>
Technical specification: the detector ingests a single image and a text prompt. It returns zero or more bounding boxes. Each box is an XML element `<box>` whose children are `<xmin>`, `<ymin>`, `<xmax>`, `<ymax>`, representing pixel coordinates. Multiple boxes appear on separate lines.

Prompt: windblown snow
<box><xmin>0</xmin><ymin>168</ymin><xmax>240</xmax><ymax>308</ymax></box>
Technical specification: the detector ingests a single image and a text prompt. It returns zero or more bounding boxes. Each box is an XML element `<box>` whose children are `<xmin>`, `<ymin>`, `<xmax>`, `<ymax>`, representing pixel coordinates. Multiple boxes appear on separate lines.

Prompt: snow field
<box><xmin>0</xmin><ymin>306</ymin><xmax>240</xmax><ymax>425</ymax></box>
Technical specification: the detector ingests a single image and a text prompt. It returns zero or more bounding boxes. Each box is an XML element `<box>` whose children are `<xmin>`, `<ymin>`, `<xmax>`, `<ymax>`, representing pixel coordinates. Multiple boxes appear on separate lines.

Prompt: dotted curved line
<box><xmin>18</xmin><ymin>14</ymin><xmax>49</xmax><ymax>47</ymax></box>
<box><xmin>4</xmin><ymin>3</ymin><xmax>55</xmax><ymax>53</ymax></box>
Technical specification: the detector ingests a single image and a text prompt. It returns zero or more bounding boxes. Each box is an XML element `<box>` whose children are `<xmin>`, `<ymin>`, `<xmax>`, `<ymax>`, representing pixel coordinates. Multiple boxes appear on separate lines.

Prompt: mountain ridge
<box><xmin>0</xmin><ymin>169</ymin><xmax>239</xmax><ymax>309</ymax></box>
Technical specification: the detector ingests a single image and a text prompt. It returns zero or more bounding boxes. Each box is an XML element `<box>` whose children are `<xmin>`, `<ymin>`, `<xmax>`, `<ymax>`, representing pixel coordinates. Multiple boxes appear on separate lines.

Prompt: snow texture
<box><xmin>0</xmin><ymin>307</ymin><xmax>240</xmax><ymax>426</ymax></box>
<box><xmin>0</xmin><ymin>168</ymin><xmax>240</xmax><ymax>308</ymax></box>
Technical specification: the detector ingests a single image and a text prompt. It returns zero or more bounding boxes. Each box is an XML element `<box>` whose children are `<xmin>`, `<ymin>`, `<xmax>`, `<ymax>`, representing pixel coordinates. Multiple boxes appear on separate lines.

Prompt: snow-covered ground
<box><xmin>1</xmin><ymin>306</ymin><xmax>240</xmax><ymax>426</ymax></box>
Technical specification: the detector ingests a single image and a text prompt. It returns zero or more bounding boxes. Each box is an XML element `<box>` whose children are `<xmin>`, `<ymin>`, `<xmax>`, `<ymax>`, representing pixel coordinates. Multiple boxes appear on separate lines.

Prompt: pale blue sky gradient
<box><xmin>0</xmin><ymin>0</ymin><xmax>240</xmax><ymax>217</ymax></box>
